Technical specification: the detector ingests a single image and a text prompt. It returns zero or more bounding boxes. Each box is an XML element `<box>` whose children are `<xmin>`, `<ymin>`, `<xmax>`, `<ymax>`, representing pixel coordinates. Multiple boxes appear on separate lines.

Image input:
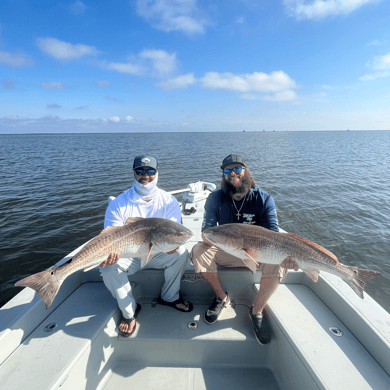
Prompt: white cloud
<box><xmin>2</xmin><ymin>80</ymin><xmax>17</xmax><ymax>89</ymax></box>
<box><xmin>157</xmin><ymin>73</ymin><xmax>197</xmax><ymax>90</ymax></box>
<box><xmin>240</xmin><ymin>93</ymin><xmax>257</xmax><ymax>100</ymax></box>
<box><xmin>40</xmin><ymin>81</ymin><xmax>66</xmax><ymax>90</ymax></box>
<box><xmin>109</xmin><ymin>116</ymin><xmax>120</xmax><ymax>123</ymax></box>
<box><xmin>284</xmin><ymin>0</ymin><xmax>378</xmax><ymax>20</ymax></box>
<box><xmin>200</xmin><ymin>71</ymin><xmax>297</xmax><ymax>93</ymax></box>
<box><xmin>360</xmin><ymin>52</ymin><xmax>390</xmax><ymax>81</ymax></box>
<box><xmin>136</xmin><ymin>0</ymin><xmax>211</xmax><ymax>35</ymax></box>
<box><xmin>139</xmin><ymin>50</ymin><xmax>178</xmax><ymax>76</ymax></box>
<box><xmin>0</xmin><ymin>50</ymin><xmax>34</xmax><ymax>68</ymax></box>
<box><xmin>263</xmin><ymin>90</ymin><xmax>297</xmax><ymax>101</ymax></box>
<box><xmin>124</xmin><ymin>116</ymin><xmax>134</xmax><ymax>122</ymax></box>
<box><xmin>94</xmin><ymin>80</ymin><xmax>111</xmax><ymax>88</ymax></box>
<box><xmin>105</xmin><ymin>62</ymin><xmax>143</xmax><ymax>75</ymax></box>
<box><xmin>371</xmin><ymin>53</ymin><xmax>390</xmax><ymax>70</ymax></box>
<box><xmin>101</xmin><ymin>49</ymin><xmax>178</xmax><ymax>78</ymax></box>
<box><xmin>36</xmin><ymin>37</ymin><xmax>100</xmax><ymax>61</ymax></box>
<box><xmin>359</xmin><ymin>71</ymin><xmax>390</xmax><ymax>81</ymax></box>
<box><xmin>368</xmin><ymin>40</ymin><xmax>385</xmax><ymax>46</ymax></box>
<box><xmin>69</xmin><ymin>1</ymin><xmax>87</xmax><ymax>15</ymax></box>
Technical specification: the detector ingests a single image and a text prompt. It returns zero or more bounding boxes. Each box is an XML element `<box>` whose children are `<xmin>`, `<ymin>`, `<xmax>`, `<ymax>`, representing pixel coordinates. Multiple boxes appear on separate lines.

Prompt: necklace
<box><xmin>232</xmin><ymin>195</ymin><xmax>246</xmax><ymax>220</ymax></box>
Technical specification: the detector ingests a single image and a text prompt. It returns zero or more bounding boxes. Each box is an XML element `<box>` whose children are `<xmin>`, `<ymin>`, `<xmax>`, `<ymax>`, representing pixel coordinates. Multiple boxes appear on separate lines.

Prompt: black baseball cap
<box><xmin>220</xmin><ymin>154</ymin><xmax>246</xmax><ymax>170</ymax></box>
<box><xmin>133</xmin><ymin>155</ymin><xmax>158</xmax><ymax>170</ymax></box>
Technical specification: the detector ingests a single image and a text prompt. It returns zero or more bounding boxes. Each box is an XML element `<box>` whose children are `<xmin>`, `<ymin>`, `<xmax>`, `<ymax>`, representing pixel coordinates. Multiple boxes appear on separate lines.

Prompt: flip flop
<box><xmin>118</xmin><ymin>303</ymin><xmax>141</xmax><ymax>337</ymax></box>
<box><xmin>157</xmin><ymin>295</ymin><xmax>193</xmax><ymax>312</ymax></box>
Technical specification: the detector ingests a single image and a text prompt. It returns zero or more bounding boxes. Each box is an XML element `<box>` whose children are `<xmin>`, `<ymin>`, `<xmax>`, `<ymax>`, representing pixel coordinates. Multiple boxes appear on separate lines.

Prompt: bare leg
<box><xmin>252</xmin><ymin>277</ymin><xmax>280</xmax><ymax>314</ymax></box>
<box><xmin>201</xmin><ymin>272</ymin><xmax>228</xmax><ymax>302</ymax></box>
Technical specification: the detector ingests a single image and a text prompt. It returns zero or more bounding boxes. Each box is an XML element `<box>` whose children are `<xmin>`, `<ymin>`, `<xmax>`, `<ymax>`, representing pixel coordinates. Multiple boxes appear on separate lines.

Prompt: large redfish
<box><xmin>15</xmin><ymin>217</ymin><xmax>193</xmax><ymax>309</ymax></box>
<box><xmin>202</xmin><ymin>224</ymin><xmax>380</xmax><ymax>299</ymax></box>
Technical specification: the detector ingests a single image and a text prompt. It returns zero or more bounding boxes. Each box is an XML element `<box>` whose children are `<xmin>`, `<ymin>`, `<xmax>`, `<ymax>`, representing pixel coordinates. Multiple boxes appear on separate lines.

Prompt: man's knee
<box><xmin>190</xmin><ymin>242</ymin><xmax>210</xmax><ymax>263</ymax></box>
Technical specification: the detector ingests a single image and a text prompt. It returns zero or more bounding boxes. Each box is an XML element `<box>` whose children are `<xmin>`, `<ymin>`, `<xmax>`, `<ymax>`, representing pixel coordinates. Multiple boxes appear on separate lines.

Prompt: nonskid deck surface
<box><xmin>100</xmin><ymin>302</ymin><xmax>279</xmax><ymax>390</ymax></box>
<box><xmin>100</xmin><ymin>365</ymin><xmax>279</xmax><ymax>390</ymax></box>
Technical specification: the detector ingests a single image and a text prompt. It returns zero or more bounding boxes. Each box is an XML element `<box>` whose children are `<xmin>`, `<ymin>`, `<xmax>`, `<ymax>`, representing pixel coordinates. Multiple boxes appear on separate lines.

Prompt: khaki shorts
<box><xmin>190</xmin><ymin>242</ymin><xmax>287</xmax><ymax>279</ymax></box>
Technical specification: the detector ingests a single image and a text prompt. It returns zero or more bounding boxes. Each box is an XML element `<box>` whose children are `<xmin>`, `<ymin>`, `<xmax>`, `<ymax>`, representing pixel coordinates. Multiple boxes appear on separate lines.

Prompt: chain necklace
<box><xmin>232</xmin><ymin>195</ymin><xmax>246</xmax><ymax>220</ymax></box>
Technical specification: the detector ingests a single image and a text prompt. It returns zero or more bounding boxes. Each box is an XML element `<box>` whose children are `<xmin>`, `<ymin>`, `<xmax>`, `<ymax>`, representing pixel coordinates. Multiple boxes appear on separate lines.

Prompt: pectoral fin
<box><xmin>83</xmin><ymin>264</ymin><xmax>99</xmax><ymax>272</ymax></box>
<box><xmin>145</xmin><ymin>243</ymin><xmax>153</xmax><ymax>265</ymax></box>
<box><xmin>302</xmin><ymin>269</ymin><xmax>320</xmax><ymax>282</ymax></box>
<box><xmin>242</xmin><ymin>249</ymin><xmax>260</xmax><ymax>266</ymax></box>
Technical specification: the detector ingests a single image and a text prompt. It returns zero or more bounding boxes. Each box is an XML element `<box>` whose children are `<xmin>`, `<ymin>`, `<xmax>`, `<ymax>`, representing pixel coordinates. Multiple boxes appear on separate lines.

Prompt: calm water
<box><xmin>1</xmin><ymin>131</ymin><xmax>389</xmax><ymax>313</ymax></box>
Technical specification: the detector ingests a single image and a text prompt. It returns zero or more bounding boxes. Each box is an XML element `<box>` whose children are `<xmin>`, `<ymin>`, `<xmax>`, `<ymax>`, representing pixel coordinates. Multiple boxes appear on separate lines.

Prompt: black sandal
<box><xmin>157</xmin><ymin>295</ymin><xmax>193</xmax><ymax>312</ymax></box>
<box><xmin>118</xmin><ymin>303</ymin><xmax>141</xmax><ymax>337</ymax></box>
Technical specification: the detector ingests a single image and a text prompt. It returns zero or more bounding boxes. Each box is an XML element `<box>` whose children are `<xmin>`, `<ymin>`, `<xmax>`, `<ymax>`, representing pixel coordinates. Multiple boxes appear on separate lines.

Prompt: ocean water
<box><xmin>1</xmin><ymin>131</ymin><xmax>389</xmax><ymax>313</ymax></box>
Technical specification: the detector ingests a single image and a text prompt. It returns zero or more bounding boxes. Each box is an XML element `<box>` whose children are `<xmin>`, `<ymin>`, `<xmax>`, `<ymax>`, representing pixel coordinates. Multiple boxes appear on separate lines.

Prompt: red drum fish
<box><xmin>202</xmin><ymin>224</ymin><xmax>380</xmax><ymax>299</ymax></box>
<box><xmin>15</xmin><ymin>217</ymin><xmax>193</xmax><ymax>309</ymax></box>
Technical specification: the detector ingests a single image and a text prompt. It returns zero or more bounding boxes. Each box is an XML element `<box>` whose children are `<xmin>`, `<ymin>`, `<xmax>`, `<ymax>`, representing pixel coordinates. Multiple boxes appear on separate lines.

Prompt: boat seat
<box><xmin>266</xmin><ymin>284</ymin><xmax>390</xmax><ymax>390</ymax></box>
<box><xmin>0</xmin><ymin>282</ymin><xmax>119</xmax><ymax>390</ymax></box>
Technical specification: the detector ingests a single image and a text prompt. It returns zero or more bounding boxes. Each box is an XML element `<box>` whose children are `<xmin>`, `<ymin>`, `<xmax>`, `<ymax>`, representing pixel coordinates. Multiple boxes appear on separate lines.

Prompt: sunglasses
<box><xmin>223</xmin><ymin>166</ymin><xmax>245</xmax><ymax>176</ymax></box>
<box><xmin>134</xmin><ymin>168</ymin><xmax>157</xmax><ymax>176</ymax></box>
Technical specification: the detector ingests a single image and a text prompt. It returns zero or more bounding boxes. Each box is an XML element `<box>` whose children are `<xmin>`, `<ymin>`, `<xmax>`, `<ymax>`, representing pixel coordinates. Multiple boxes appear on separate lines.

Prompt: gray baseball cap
<box><xmin>133</xmin><ymin>155</ymin><xmax>158</xmax><ymax>170</ymax></box>
<box><xmin>220</xmin><ymin>154</ymin><xmax>246</xmax><ymax>170</ymax></box>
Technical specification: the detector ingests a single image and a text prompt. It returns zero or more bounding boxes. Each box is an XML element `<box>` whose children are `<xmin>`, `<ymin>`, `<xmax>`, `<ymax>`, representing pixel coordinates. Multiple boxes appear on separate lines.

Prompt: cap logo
<box><xmin>141</xmin><ymin>158</ymin><xmax>151</xmax><ymax>163</ymax></box>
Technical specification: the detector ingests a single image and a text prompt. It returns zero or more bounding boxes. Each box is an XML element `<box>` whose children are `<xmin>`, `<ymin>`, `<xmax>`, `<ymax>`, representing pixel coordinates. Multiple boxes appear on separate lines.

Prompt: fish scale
<box><xmin>203</xmin><ymin>223</ymin><xmax>380</xmax><ymax>299</ymax></box>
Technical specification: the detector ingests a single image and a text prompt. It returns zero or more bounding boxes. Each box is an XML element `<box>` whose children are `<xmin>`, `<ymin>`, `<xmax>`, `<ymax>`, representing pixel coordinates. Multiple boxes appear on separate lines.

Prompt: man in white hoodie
<box><xmin>99</xmin><ymin>155</ymin><xmax>192</xmax><ymax>337</ymax></box>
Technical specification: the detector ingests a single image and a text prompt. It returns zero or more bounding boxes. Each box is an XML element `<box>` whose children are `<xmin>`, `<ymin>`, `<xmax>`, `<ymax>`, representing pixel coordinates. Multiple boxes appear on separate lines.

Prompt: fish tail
<box><xmin>15</xmin><ymin>269</ymin><xmax>62</xmax><ymax>309</ymax></box>
<box><xmin>346</xmin><ymin>266</ymin><xmax>380</xmax><ymax>299</ymax></box>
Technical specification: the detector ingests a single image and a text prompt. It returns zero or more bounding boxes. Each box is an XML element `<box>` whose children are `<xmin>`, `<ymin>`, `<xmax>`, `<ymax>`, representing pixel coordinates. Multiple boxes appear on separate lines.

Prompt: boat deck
<box><xmin>1</xmin><ymin>183</ymin><xmax>390</xmax><ymax>389</ymax></box>
<box><xmin>2</xmin><ymin>278</ymin><xmax>389</xmax><ymax>390</ymax></box>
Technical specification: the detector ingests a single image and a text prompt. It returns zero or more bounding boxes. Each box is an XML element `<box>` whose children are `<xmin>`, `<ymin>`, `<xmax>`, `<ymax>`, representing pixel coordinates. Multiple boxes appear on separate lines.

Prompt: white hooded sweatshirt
<box><xmin>104</xmin><ymin>173</ymin><xmax>182</xmax><ymax>227</ymax></box>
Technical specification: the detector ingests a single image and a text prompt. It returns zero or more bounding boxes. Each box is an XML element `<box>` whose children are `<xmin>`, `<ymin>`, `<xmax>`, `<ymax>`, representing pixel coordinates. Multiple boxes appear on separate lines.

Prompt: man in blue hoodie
<box><xmin>191</xmin><ymin>154</ymin><xmax>297</xmax><ymax>345</ymax></box>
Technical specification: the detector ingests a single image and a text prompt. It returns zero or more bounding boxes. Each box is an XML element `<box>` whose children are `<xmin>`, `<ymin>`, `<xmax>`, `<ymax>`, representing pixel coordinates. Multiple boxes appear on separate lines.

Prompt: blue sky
<box><xmin>1</xmin><ymin>0</ymin><xmax>390</xmax><ymax>133</ymax></box>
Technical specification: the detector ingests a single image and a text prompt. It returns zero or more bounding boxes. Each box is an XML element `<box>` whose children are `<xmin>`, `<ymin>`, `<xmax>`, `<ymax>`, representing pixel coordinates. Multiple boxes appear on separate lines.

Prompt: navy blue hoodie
<box><xmin>202</xmin><ymin>188</ymin><xmax>279</xmax><ymax>232</ymax></box>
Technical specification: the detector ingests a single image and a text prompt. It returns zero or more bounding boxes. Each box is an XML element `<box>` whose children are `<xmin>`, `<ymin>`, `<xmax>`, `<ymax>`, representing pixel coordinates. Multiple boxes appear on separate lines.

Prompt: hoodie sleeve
<box><xmin>202</xmin><ymin>192</ymin><xmax>219</xmax><ymax>232</ymax></box>
<box><xmin>104</xmin><ymin>202</ymin><xmax>125</xmax><ymax>228</ymax></box>
<box><xmin>164</xmin><ymin>195</ymin><xmax>183</xmax><ymax>224</ymax></box>
<box><xmin>262</xmin><ymin>194</ymin><xmax>279</xmax><ymax>232</ymax></box>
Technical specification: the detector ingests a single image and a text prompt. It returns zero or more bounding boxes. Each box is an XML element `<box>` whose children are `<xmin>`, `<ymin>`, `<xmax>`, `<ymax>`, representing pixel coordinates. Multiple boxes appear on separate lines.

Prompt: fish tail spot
<box><xmin>347</xmin><ymin>266</ymin><xmax>380</xmax><ymax>299</ymax></box>
<box><xmin>15</xmin><ymin>269</ymin><xmax>62</xmax><ymax>309</ymax></box>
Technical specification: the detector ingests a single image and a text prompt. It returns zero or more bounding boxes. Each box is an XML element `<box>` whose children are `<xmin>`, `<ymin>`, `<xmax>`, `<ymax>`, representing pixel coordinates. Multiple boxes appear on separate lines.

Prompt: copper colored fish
<box><xmin>15</xmin><ymin>217</ymin><xmax>193</xmax><ymax>309</ymax></box>
<box><xmin>202</xmin><ymin>224</ymin><xmax>380</xmax><ymax>299</ymax></box>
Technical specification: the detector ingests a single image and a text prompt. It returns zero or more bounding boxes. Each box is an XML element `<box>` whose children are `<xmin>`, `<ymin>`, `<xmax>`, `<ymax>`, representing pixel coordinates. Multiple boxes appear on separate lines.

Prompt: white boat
<box><xmin>1</xmin><ymin>181</ymin><xmax>389</xmax><ymax>390</ymax></box>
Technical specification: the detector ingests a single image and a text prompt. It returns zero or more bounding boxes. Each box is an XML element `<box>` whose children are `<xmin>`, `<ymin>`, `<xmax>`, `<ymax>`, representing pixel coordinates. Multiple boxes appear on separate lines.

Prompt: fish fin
<box><xmin>144</xmin><ymin>243</ymin><xmax>153</xmax><ymax>265</ymax></box>
<box><xmin>347</xmin><ymin>267</ymin><xmax>380</xmax><ymax>299</ymax></box>
<box><xmin>242</xmin><ymin>249</ymin><xmax>260</xmax><ymax>266</ymax></box>
<box><xmin>83</xmin><ymin>264</ymin><xmax>99</xmax><ymax>272</ymax></box>
<box><xmin>125</xmin><ymin>217</ymin><xmax>144</xmax><ymax>224</ymax></box>
<box><xmin>15</xmin><ymin>269</ymin><xmax>62</xmax><ymax>309</ymax></box>
<box><xmin>302</xmin><ymin>269</ymin><xmax>320</xmax><ymax>282</ymax></box>
<box><xmin>285</xmin><ymin>233</ymin><xmax>339</xmax><ymax>263</ymax></box>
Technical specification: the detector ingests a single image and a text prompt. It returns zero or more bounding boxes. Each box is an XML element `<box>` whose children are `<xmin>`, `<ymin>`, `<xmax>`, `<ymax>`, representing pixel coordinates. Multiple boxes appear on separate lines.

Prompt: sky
<box><xmin>1</xmin><ymin>0</ymin><xmax>390</xmax><ymax>133</ymax></box>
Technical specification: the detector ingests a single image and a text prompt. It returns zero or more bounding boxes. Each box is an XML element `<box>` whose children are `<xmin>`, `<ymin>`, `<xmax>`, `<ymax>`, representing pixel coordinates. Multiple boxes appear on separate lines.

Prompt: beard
<box><xmin>221</xmin><ymin>168</ymin><xmax>256</xmax><ymax>197</ymax></box>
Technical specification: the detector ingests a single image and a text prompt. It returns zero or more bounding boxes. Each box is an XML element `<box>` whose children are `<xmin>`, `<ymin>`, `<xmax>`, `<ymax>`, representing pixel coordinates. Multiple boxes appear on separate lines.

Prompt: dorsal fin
<box><xmin>285</xmin><ymin>233</ymin><xmax>339</xmax><ymax>263</ymax></box>
<box><xmin>125</xmin><ymin>217</ymin><xmax>144</xmax><ymax>224</ymax></box>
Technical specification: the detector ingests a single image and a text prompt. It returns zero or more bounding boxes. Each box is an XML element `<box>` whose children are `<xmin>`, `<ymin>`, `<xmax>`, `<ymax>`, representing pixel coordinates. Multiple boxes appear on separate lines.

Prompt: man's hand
<box><xmin>100</xmin><ymin>252</ymin><xmax>120</xmax><ymax>268</ymax></box>
<box><xmin>166</xmin><ymin>247</ymin><xmax>180</xmax><ymax>255</ymax></box>
<box><xmin>281</xmin><ymin>257</ymin><xmax>299</xmax><ymax>271</ymax></box>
